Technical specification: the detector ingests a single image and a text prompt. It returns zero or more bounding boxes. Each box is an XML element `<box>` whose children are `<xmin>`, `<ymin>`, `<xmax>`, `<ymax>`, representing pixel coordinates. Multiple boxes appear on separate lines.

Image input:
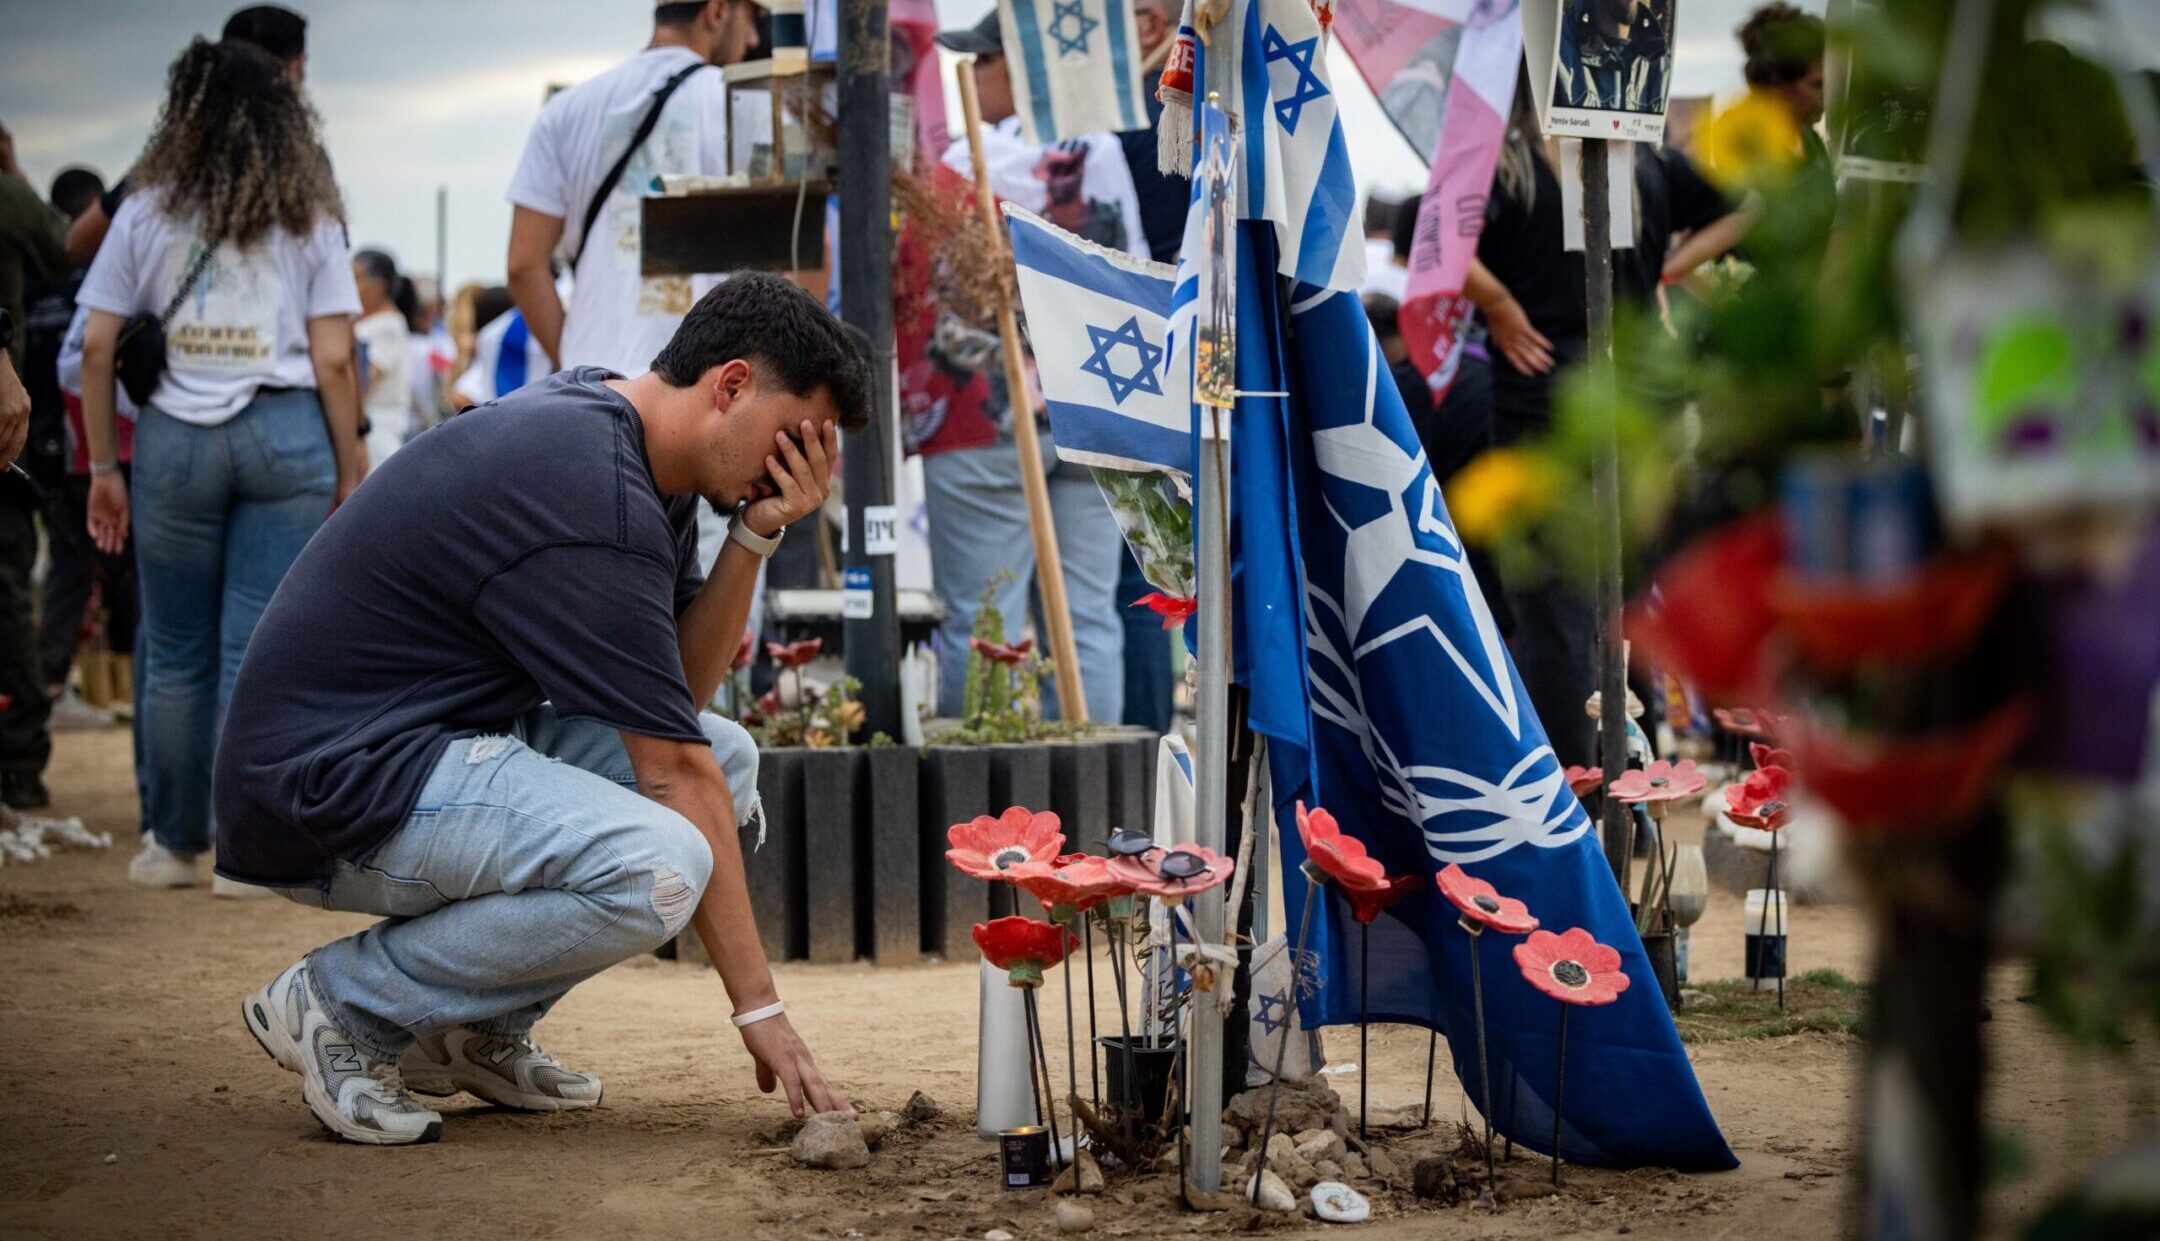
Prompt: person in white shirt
<box><xmin>75</xmin><ymin>36</ymin><xmax>365</xmax><ymax>891</ymax></box>
<box><xmin>503</xmin><ymin>0</ymin><xmax>761</xmax><ymax>375</ymax></box>
<box><xmin>353</xmin><ymin>249</ymin><xmax>413</xmax><ymax>469</ymax></box>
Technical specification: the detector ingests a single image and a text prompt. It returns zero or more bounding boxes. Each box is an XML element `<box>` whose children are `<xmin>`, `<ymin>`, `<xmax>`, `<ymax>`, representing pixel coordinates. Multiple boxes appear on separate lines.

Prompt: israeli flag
<box><xmin>1000</xmin><ymin>0</ymin><xmax>1148</xmax><ymax>145</ymax></box>
<box><xmin>1005</xmin><ymin>204</ymin><xmax>1193</xmax><ymax>476</ymax></box>
<box><xmin>1198</xmin><ymin>0</ymin><xmax>1364</xmax><ymax>293</ymax></box>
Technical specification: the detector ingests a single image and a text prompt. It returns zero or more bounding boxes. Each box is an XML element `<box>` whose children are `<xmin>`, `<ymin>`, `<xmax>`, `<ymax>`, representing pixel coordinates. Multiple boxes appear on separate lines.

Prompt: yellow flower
<box><xmin>1697</xmin><ymin>91</ymin><xmax>1803</xmax><ymax>192</ymax></box>
<box><xmin>1445</xmin><ymin>448</ymin><xmax>1562</xmax><ymax>545</ymax></box>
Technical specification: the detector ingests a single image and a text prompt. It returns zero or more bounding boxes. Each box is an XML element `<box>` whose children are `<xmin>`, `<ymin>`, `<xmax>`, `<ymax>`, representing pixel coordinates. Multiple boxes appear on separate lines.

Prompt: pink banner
<box><xmin>1333</xmin><ymin>0</ymin><xmax>1521</xmax><ymax>391</ymax></box>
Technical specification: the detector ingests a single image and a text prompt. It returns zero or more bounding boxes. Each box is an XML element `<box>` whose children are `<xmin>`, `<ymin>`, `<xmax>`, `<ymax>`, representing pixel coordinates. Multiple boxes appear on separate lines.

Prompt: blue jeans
<box><xmin>133</xmin><ymin>390</ymin><xmax>335</xmax><ymax>855</ymax></box>
<box><xmin>277</xmin><ymin>708</ymin><xmax>761</xmax><ymax>1061</ymax></box>
<box><xmin>923</xmin><ymin>438</ymin><xmax>1125</xmax><ymax>722</ymax></box>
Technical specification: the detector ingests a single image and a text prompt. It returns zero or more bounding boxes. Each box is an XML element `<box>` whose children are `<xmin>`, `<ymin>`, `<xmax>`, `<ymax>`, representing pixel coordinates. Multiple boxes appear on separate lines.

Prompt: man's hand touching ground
<box><xmin>738</xmin><ymin>1011</ymin><xmax>850</xmax><ymax>1118</ymax></box>
<box><xmin>741</xmin><ymin>419</ymin><xmax>836</xmax><ymax>538</ymax></box>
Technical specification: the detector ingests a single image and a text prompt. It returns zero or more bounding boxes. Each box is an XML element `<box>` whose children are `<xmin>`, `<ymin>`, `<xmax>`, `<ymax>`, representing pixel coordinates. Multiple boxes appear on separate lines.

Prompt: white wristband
<box><xmin>730</xmin><ymin>999</ymin><xmax>786</xmax><ymax>1028</ymax></box>
<box><xmin>728</xmin><ymin>515</ymin><xmax>784</xmax><ymax>557</ymax></box>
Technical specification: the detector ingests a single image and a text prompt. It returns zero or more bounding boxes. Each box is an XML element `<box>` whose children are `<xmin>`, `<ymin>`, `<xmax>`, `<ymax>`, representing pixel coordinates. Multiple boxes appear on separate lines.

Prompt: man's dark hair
<box><xmin>353</xmin><ymin>248</ymin><xmax>398</xmax><ymax>288</ymax></box>
<box><xmin>654</xmin><ymin>1</ymin><xmax>708</xmax><ymax>28</ymax></box>
<box><xmin>222</xmin><ymin>4</ymin><xmax>308</xmax><ymax>63</ymax></box>
<box><xmin>1389</xmin><ymin>192</ymin><xmax>1421</xmax><ymax>264</ymax></box>
<box><xmin>651</xmin><ymin>273</ymin><xmax>874</xmax><ymax>433</ymax></box>
<box><xmin>1739</xmin><ymin>2</ymin><xmax>1824</xmax><ymax>89</ymax></box>
<box><xmin>473</xmin><ymin>285</ymin><xmax>516</xmax><ymax>333</ymax></box>
<box><xmin>49</xmin><ymin>166</ymin><xmax>106</xmax><ymax>220</ymax></box>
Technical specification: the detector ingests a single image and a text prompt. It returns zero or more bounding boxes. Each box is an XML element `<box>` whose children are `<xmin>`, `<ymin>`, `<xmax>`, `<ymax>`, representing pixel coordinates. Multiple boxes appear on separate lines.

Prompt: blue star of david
<box><xmin>1079</xmin><ymin>317</ymin><xmax>1164</xmax><ymax>406</ymax></box>
<box><xmin>1261</xmin><ymin>25</ymin><xmax>1328</xmax><ymax>135</ymax></box>
<box><xmin>1049</xmin><ymin>0</ymin><xmax>1099</xmax><ymax>56</ymax></box>
<box><xmin>1256</xmin><ymin>990</ymin><xmax>1289</xmax><ymax>1035</ymax></box>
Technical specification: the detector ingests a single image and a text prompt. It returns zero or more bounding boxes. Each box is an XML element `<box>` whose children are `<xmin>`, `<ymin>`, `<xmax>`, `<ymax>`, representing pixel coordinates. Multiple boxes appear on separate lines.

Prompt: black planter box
<box><xmin>725</xmin><ymin>731</ymin><xmax>1159</xmax><ymax>965</ymax></box>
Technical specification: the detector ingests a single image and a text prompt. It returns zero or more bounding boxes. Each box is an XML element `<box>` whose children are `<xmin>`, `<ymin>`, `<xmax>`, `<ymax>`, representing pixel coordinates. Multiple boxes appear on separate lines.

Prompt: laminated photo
<box><xmin>1525</xmin><ymin>0</ymin><xmax>1675</xmax><ymax>142</ymax></box>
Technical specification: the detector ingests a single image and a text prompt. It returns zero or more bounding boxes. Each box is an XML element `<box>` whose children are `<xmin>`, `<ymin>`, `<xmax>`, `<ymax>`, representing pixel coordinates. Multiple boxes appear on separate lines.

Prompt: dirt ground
<box><xmin>3</xmin><ymin>728</ymin><xmax>2154</xmax><ymax>1240</ymax></box>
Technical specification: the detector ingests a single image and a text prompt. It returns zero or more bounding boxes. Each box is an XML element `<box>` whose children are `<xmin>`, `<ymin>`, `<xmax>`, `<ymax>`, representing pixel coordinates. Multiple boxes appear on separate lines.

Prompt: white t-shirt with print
<box><xmin>940</xmin><ymin>118</ymin><xmax>1148</xmax><ymax>261</ymax></box>
<box><xmin>76</xmin><ymin>193</ymin><xmax>361</xmax><ymax>427</ymax></box>
<box><xmin>356</xmin><ymin>307</ymin><xmax>414</xmax><ymax>464</ymax></box>
<box><xmin>506</xmin><ymin>45</ymin><xmax>730</xmax><ymax>374</ymax></box>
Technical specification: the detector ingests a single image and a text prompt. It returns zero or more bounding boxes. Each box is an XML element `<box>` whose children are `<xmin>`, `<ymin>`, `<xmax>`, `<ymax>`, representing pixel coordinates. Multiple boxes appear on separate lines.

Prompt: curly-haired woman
<box><xmin>76</xmin><ymin>37</ymin><xmax>365</xmax><ymax>891</ymax></box>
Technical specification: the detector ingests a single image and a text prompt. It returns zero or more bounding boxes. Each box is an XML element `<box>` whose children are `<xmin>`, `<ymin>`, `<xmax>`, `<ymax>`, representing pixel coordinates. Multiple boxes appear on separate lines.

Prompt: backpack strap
<box><xmin>567</xmin><ymin>60</ymin><xmax>710</xmax><ymax>274</ymax></box>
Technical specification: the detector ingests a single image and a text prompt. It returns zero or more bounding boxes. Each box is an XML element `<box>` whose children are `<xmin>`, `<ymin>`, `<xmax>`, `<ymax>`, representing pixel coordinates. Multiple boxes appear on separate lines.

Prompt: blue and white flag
<box><xmin>1268</xmin><ymin>282</ymin><xmax>1734</xmax><ymax>1171</ymax></box>
<box><xmin>1192</xmin><ymin>0</ymin><xmax>1364</xmax><ymax>293</ymax></box>
<box><xmin>1005</xmin><ymin>204</ymin><xmax>1193</xmax><ymax>476</ymax></box>
<box><xmin>999</xmin><ymin>0</ymin><xmax>1149</xmax><ymax>145</ymax></box>
<box><xmin>1185</xmin><ymin>0</ymin><xmax>1735</xmax><ymax>1171</ymax></box>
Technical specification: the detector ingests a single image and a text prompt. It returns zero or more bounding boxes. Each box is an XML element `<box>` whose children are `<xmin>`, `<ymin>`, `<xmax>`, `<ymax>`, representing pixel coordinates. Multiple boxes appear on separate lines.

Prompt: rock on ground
<box><xmin>903</xmin><ymin>1090</ymin><xmax>942</xmax><ymax>1123</ymax></box>
<box><xmin>1054</xmin><ymin>1198</ymin><xmax>1096</xmax><ymax>1233</ymax></box>
<box><xmin>1243</xmin><ymin>1169</ymin><xmax>1298</xmax><ymax>1213</ymax></box>
<box><xmin>1051</xmin><ymin>1150</ymin><xmax>1105</xmax><ymax>1195</ymax></box>
<box><xmin>857</xmin><ymin>1111</ymin><xmax>901</xmax><ymax>1150</ymax></box>
<box><xmin>790</xmin><ymin>1111</ymin><xmax>871</xmax><ymax>1170</ymax></box>
<box><xmin>1310</xmin><ymin>1181</ymin><xmax>1372</xmax><ymax>1224</ymax></box>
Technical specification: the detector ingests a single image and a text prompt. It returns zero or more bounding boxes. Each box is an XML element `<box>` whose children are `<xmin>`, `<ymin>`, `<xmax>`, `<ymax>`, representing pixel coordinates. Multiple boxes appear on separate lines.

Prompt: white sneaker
<box><xmin>402</xmin><ymin>1027</ymin><xmax>603</xmax><ymax>1111</ymax></box>
<box><xmin>243</xmin><ymin>960</ymin><xmax>443</xmax><ymax>1146</ymax></box>
<box><xmin>128</xmin><ymin>839</ymin><xmax>201</xmax><ymax>888</ymax></box>
<box><xmin>46</xmin><ymin>690</ymin><xmax>115</xmax><ymax>731</ymax></box>
<box><xmin>212</xmin><ymin>873</ymin><xmax>272</xmax><ymax>900</ymax></box>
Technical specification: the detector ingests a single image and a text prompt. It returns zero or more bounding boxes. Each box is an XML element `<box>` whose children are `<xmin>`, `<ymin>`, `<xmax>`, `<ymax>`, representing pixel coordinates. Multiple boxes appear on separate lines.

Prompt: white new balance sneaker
<box><xmin>127</xmin><ymin>839</ymin><xmax>200</xmax><ymax>888</ymax></box>
<box><xmin>211</xmin><ymin>873</ymin><xmax>272</xmax><ymax>900</ymax></box>
<box><xmin>243</xmin><ymin>960</ymin><xmax>443</xmax><ymax>1146</ymax></box>
<box><xmin>402</xmin><ymin>1027</ymin><xmax>603</xmax><ymax>1112</ymax></box>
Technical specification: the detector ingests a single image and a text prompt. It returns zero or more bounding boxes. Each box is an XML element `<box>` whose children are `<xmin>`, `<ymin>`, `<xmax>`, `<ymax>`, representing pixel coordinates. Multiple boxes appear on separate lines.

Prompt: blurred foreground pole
<box><xmin>1581</xmin><ymin>138</ymin><xmax>1631</xmax><ymax>881</ymax></box>
<box><xmin>838</xmin><ymin>0</ymin><xmax>902</xmax><ymax>739</ymax></box>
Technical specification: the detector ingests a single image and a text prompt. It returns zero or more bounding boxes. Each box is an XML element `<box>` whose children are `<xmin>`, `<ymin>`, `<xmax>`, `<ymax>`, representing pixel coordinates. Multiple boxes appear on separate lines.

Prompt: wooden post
<box><xmin>955</xmin><ymin>60</ymin><xmax>1090</xmax><ymax>723</ymax></box>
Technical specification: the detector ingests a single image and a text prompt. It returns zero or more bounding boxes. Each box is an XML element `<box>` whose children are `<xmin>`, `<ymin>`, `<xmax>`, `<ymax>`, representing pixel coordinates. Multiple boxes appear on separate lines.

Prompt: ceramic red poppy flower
<box><xmin>1436</xmin><ymin>863</ymin><xmax>1540</xmax><ymax>935</ymax></box>
<box><xmin>1294</xmin><ymin>802</ymin><xmax>1387</xmax><ymax>891</ymax></box>
<box><xmin>1345</xmin><ymin>873</ymin><xmax>1421</xmax><ymax>925</ymax></box>
<box><xmin>767</xmin><ymin>638</ymin><xmax>823</xmax><ymax>669</ymax></box>
<box><xmin>969</xmin><ymin>636</ymin><xmax>1036</xmax><ymax>666</ymax></box>
<box><xmin>1005</xmin><ymin>854</ymin><xmax>1129</xmax><ymax>917</ymax></box>
<box><xmin>1724</xmin><ymin>765</ymin><xmax>1794</xmax><ymax>829</ymax></box>
<box><xmin>1625</xmin><ymin>513</ymin><xmax>1783</xmax><ymax>704</ymax></box>
<box><xmin>1749</xmin><ymin>741</ymin><xmax>1794</xmax><ymax>771</ymax></box>
<box><xmin>1713</xmin><ymin>707</ymin><xmax>1772</xmax><ymax>739</ymax></box>
<box><xmin>974</xmin><ymin>916</ymin><xmax>1078</xmax><ymax>988</ymax></box>
<box><xmin>1564</xmin><ymin>765</ymin><xmax>1605</xmax><ymax>797</ymax></box>
<box><xmin>1513</xmin><ymin>927</ymin><xmax>1631</xmax><ymax>1006</ymax></box>
<box><xmin>1608</xmin><ymin>759</ymin><xmax>1708</xmax><ymax>804</ymax></box>
<box><xmin>1131</xmin><ymin>592</ymin><xmax>1199</xmax><ymax>630</ymax></box>
<box><xmin>946</xmin><ymin>806</ymin><xmax>1066</xmax><ymax>881</ymax></box>
<box><xmin>1104</xmin><ymin>844</ymin><xmax>1235</xmax><ymax>903</ymax></box>
<box><xmin>733</xmin><ymin>629</ymin><xmax>757</xmax><ymax>671</ymax></box>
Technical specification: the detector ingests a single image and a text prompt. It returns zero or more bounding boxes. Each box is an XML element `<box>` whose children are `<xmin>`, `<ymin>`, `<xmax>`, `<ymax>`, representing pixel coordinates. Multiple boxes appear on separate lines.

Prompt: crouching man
<box><xmin>213</xmin><ymin>274</ymin><xmax>863</xmax><ymax>1145</ymax></box>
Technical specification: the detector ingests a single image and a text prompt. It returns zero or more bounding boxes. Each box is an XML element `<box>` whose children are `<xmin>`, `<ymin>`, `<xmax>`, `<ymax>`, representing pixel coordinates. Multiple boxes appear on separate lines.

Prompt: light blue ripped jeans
<box><xmin>280</xmin><ymin>706</ymin><xmax>760</xmax><ymax>1062</ymax></box>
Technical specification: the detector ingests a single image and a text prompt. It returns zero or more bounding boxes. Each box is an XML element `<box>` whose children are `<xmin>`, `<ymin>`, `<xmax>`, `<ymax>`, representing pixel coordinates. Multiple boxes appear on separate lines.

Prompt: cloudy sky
<box><xmin>3</xmin><ymin>0</ymin><xmax>1814</xmax><ymax>289</ymax></box>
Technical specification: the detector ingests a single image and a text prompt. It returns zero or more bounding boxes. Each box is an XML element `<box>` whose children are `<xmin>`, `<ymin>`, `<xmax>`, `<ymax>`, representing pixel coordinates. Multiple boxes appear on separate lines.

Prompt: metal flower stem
<box><xmin>1252</xmin><ymin>867</ymin><xmax>1320</xmax><ymax>1204</ymax></box>
<box><xmin>1167</xmin><ymin>908</ymin><xmax>1187</xmax><ymax>1205</ymax></box>
<box><xmin>1083</xmin><ymin>916</ymin><xmax>1101</xmax><ymax>1117</ymax></box>
<box><xmin>1551</xmin><ymin>1004</ymin><xmax>1569</xmax><ymax>1188</ymax></box>
<box><xmin>1463</xmin><ymin>918</ymin><xmax>1496</xmax><ymax>1186</ymax></box>
<box><xmin>1761</xmin><ymin>830</ymin><xmax>1785</xmax><ymax>1010</ymax></box>
<box><xmin>1023</xmin><ymin>987</ymin><xmax>1067</xmax><ymax>1178</ymax></box>
<box><xmin>1059</xmin><ymin>915</ymin><xmax>1082</xmax><ymax>1190</ymax></box>
<box><xmin>1107</xmin><ymin>918</ymin><xmax>1140</xmax><ymax>1152</ymax></box>
<box><xmin>1421</xmin><ymin>1030</ymin><xmax>1437</xmax><ymax>1129</ymax></box>
<box><xmin>1358</xmin><ymin>920</ymin><xmax>1370</xmax><ymax>1141</ymax></box>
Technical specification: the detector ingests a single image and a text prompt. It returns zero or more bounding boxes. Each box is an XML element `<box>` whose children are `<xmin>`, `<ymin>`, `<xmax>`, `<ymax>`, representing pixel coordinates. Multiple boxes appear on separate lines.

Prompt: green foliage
<box><xmin>1673</xmin><ymin>970</ymin><xmax>1866</xmax><ymax>1043</ymax></box>
<box><xmin>2011</xmin><ymin>781</ymin><xmax>2158</xmax><ymax>1051</ymax></box>
<box><xmin>929</xmin><ymin>571</ymin><xmax>1094</xmax><ymax>746</ymax></box>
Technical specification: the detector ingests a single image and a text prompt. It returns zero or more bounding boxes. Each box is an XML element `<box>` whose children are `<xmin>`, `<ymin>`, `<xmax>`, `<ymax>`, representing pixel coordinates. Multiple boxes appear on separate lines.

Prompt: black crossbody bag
<box><xmin>115</xmin><ymin>239</ymin><xmax>218</xmax><ymax>406</ymax></box>
<box><xmin>566</xmin><ymin>61</ymin><xmax>709</xmax><ymax>274</ymax></box>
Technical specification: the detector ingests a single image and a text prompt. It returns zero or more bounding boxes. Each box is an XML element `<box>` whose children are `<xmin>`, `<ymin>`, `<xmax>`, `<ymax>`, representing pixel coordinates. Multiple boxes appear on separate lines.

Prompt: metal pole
<box><xmin>838</xmin><ymin>0</ymin><xmax>903</xmax><ymax>739</ymax></box>
<box><xmin>1581</xmin><ymin>138</ymin><xmax>1629</xmax><ymax>882</ymax></box>
<box><xmin>1187</xmin><ymin>414</ymin><xmax>1232</xmax><ymax>1193</ymax></box>
<box><xmin>955</xmin><ymin>61</ymin><xmax>1089</xmax><ymax>722</ymax></box>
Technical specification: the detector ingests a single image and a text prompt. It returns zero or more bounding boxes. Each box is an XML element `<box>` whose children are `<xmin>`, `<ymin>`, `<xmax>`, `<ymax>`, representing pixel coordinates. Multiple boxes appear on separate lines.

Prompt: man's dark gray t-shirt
<box><xmin>214</xmin><ymin>367</ymin><xmax>709</xmax><ymax>887</ymax></box>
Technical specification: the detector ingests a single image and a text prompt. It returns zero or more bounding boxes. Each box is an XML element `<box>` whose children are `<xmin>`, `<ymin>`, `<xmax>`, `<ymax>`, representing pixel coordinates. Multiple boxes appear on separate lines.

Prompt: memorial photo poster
<box><xmin>1525</xmin><ymin>0</ymin><xmax>1675</xmax><ymax>142</ymax></box>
